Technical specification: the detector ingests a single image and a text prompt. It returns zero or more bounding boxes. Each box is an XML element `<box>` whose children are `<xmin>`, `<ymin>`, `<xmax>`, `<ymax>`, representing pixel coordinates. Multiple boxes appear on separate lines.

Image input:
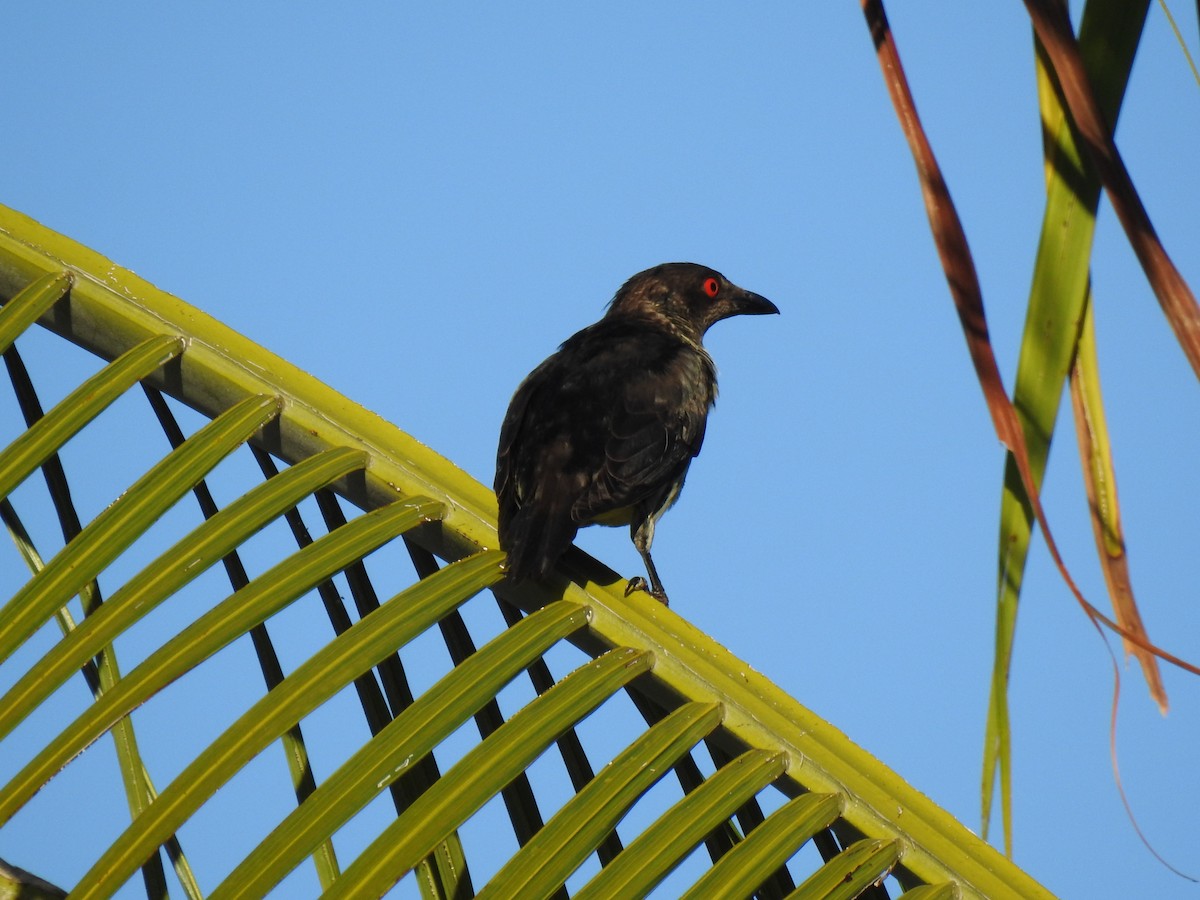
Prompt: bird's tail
<box><xmin>500</xmin><ymin>496</ymin><xmax>577</xmax><ymax>584</ymax></box>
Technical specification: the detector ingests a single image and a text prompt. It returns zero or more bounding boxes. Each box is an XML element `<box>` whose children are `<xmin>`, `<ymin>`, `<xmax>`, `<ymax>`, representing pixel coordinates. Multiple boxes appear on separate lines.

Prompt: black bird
<box><xmin>494</xmin><ymin>262</ymin><xmax>778</xmax><ymax>604</ymax></box>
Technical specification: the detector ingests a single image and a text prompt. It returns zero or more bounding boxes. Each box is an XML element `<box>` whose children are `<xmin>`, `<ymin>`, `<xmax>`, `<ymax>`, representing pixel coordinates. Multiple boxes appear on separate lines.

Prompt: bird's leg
<box><xmin>626</xmin><ymin>519</ymin><xmax>669</xmax><ymax>605</ymax></box>
<box><xmin>638</xmin><ymin>549</ymin><xmax>669</xmax><ymax>604</ymax></box>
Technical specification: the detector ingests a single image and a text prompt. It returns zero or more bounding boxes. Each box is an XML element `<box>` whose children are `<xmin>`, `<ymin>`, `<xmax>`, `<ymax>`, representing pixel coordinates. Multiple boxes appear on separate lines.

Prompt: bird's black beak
<box><xmin>734</xmin><ymin>288</ymin><xmax>779</xmax><ymax>317</ymax></box>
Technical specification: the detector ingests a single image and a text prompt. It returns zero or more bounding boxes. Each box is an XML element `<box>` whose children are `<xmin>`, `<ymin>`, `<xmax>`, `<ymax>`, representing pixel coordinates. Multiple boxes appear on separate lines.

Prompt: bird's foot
<box><xmin>624</xmin><ymin>577</ymin><xmax>669</xmax><ymax>606</ymax></box>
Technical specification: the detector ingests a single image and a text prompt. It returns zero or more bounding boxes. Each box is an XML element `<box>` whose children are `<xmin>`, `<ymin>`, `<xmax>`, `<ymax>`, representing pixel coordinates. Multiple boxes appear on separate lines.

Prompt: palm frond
<box><xmin>0</xmin><ymin>204</ymin><xmax>1047</xmax><ymax>898</ymax></box>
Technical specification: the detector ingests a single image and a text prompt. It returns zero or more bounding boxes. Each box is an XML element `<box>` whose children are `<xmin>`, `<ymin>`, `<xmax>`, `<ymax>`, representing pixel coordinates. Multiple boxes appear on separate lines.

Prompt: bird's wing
<box><xmin>494</xmin><ymin>363</ymin><xmax>536</xmax><ymax>502</ymax></box>
<box><xmin>494</xmin><ymin>348</ymin><xmax>586</xmax><ymax>579</ymax></box>
<box><xmin>569</xmin><ymin>329</ymin><xmax>714</xmax><ymax>525</ymax></box>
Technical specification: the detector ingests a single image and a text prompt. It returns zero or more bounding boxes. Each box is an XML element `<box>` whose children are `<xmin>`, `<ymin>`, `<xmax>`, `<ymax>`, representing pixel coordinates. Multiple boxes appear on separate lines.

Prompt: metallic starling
<box><xmin>494</xmin><ymin>262</ymin><xmax>778</xmax><ymax>604</ymax></box>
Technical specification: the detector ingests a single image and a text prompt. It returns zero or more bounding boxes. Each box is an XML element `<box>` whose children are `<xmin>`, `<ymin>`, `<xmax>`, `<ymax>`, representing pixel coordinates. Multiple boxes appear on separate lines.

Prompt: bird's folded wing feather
<box><xmin>568</xmin><ymin>328</ymin><xmax>713</xmax><ymax>523</ymax></box>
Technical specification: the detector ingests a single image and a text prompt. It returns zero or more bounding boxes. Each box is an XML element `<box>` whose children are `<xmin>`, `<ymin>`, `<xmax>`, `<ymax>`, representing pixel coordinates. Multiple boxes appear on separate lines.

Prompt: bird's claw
<box><xmin>625</xmin><ymin>577</ymin><xmax>669</xmax><ymax>606</ymax></box>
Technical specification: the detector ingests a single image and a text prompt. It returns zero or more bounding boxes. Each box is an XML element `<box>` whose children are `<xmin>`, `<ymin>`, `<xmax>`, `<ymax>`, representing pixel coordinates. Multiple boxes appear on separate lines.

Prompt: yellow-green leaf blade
<box><xmin>0</xmin><ymin>495</ymin><xmax>441</xmax><ymax>828</ymax></box>
<box><xmin>481</xmin><ymin>701</ymin><xmax>726</xmax><ymax>900</ymax></box>
<box><xmin>0</xmin><ymin>270</ymin><xmax>71</xmax><ymax>354</ymax></box>
<box><xmin>0</xmin><ymin>334</ymin><xmax>185</xmax><ymax>500</ymax></box>
<box><xmin>680</xmin><ymin>792</ymin><xmax>843</xmax><ymax>900</ymax></box>
<box><xmin>324</xmin><ymin>647</ymin><xmax>654</xmax><ymax>900</ymax></box>
<box><xmin>1069</xmin><ymin>300</ymin><xmax>1165</xmax><ymax>708</ymax></box>
<box><xmin>72</xmin><ymin>550</ymin><xmax>509</xmax><ymax>900</ymax></box>
<box><xmin>213</xmin><ymin>589</ymin><xmax>578</xmax><ymax>900</ymax></box>
<box><xmin>984</xmin><ymin>0</ymin><xmax>1150</xmax><ymax>849</ymax></box>
<box><xmin>574</xmin><ymin>749</ymin><xmax>788</xmax><ymax>900</ymax></box>
<box><xmin>789</xmin><ymin>838</ymin><xmax>902</xmax><ymax>900</ymax></box>
<box><xmin>0</xmin><ymin>445</ymin><xmax>368</xmax><ymax>742</ymax></box>
<box><xmin>0</xmin><ymin>392</ymin><xmax>281</xmax><ymax>666</ymax></box>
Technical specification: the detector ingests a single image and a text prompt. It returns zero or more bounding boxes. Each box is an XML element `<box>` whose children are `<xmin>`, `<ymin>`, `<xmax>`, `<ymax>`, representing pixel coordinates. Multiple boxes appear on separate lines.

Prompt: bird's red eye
<box><xmin>703</xmin><ymin>277</ymin><xmax>720</xmax><ymax>298</ymax></box>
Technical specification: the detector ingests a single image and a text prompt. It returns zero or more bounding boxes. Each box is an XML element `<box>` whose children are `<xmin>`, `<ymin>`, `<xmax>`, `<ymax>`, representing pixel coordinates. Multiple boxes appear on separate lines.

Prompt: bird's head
<box><xmin>606</xmin><ymin>262</ymin><xmax>779</xmax><ymax>338</ymax></box>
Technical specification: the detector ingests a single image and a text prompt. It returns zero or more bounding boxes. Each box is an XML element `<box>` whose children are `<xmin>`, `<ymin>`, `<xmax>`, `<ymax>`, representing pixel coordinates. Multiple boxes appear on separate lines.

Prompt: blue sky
<box><xmin>3</xmin><ymin>4</ymin><xmax>1199</xmax><ymax>897</ymax></box>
